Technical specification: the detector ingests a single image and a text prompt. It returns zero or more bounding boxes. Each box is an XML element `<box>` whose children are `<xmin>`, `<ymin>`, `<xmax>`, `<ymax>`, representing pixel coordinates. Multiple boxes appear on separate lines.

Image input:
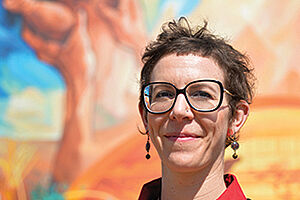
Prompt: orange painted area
<box><xmin>252</xmin><ymin>96</ymin><xmax>300</xmax><ymax>109</ymax></box>
<box><xmin>67</xmin><ymin>97</ymin><xmax>300</xmax><ymax>200</ymax></box>
<box><xmin>68</xmin><ymin>133</ymin><xmax>161</xmax><ymax>200</ymax></box>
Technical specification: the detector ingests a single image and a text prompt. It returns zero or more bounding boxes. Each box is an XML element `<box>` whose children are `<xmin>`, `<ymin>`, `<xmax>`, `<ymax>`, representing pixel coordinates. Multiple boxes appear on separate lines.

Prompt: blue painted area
<box><xmin>1</xmin><ymin>53</ymin><xmax>64</xmax><ymax>92</ymax></box>
<box><xmin>0</xmin><ymin>3</ymin><xmax>64</xmax><ymax>92</ymax></box>
<box><xmin>31</xmin><ymin>184</ymin><xmax>65</xmax><ymax>200</ymax></box>
<box><xmin>143</xmin><ymin>0</ymin><xmax>201</xmax><ymax>32</ymax></box>
<box><xmin>0</xmin><ymin>109</ymin><xmax>14</xmax><ymax>137</ymax></box>
<box><xmin>0</xmin><ymin>4</ymin><xmax>30</xmax><ymax>56</ymax></box>
<box><xmin>0</xmin><ymin>1</ymin><xmax>65</xmax><ymax>139</ymax></box>
<box><xmin>159</xmin><ymin>0</ymin><xmax>201</xmax><ymax>18</ymax></box>
<box><xmin>0</xmin><ymin>84</ymin><xmax>8</xmax><ymax>98</ymax></box>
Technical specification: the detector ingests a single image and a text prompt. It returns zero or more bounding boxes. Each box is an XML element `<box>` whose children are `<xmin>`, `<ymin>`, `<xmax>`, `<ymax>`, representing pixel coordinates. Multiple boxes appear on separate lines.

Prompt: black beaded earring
<box><xmin>230</xmin><ymin>135</ymin><xmax>239</xmax><ymax>159</ymax></box>
<box><xmin>145</xmin><ymin>131</ymin><xmax>151</xmax><ymax>159</ymax></box>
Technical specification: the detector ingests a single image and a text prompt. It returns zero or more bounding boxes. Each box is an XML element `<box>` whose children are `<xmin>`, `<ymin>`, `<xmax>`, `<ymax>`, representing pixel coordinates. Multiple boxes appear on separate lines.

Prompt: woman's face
<box><xmin>141</xmin><ymin>54</ymin><xmax>232</xmax><ymax>173</ymax></box>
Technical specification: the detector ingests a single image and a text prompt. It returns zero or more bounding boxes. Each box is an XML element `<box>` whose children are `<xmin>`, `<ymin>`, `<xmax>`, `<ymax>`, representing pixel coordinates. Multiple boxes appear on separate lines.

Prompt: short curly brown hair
<box><xmin>139</xmin><ymin>17</ymin><xmax>255</xmax><ymax>146</ymax></box>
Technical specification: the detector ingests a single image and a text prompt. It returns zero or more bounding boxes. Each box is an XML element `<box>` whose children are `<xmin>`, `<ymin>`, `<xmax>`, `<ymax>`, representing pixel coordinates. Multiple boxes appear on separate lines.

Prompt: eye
<box><xmin>190</xmin><ymin>90</ymin><xmax>213</xmax><ymax>99</ymax></box>
<box><xmin>155</xmin><ymin>90</ymin><xmax>175</xmax><ymax>99</ymax></box>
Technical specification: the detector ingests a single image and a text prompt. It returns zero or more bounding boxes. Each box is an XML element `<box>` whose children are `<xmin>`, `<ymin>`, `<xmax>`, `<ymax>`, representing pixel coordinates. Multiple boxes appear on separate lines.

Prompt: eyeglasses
<box><xmin>142</xmin><ymin>79</ymin><xmax>233</xmax><ymax>114</ymax></box>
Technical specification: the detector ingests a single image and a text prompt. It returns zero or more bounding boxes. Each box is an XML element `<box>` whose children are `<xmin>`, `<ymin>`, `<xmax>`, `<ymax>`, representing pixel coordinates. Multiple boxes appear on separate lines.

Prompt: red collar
<box><xmin>138</xmin><ymin>174</ymin><xmax>248</xmax><ymax>200</ymax></box>
<box><xmin>217</xmin><ymin>174</ymin><xmax>247</xmax><ymax>200</ymax></box>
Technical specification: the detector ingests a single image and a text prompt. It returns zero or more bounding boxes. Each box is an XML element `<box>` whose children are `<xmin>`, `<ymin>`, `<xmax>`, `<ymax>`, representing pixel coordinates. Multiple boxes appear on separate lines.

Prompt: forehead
<box><xmin>150</xmin><ymin>54</ymin><xmax>225</xmax><ymax>86</ymax></box>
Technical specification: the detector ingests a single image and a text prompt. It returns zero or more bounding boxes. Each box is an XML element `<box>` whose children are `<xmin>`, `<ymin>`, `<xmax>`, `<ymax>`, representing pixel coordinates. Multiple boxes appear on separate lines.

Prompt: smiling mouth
<box><xmin>165</xmin><ymin>134</ymin><xmax>201</xmax><ymax>142</ymax></box>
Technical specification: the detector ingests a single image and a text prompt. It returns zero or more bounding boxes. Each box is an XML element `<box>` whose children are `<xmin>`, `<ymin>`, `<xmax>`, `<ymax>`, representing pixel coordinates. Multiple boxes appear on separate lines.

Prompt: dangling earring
<box><xmin>145</xmin><ymin>131</ymin><xmax>151</xmax><ymax>159</ymax></box>
<box><xmin>231</xmin><ymin>139</ymin><xmax>239</xmax><ymax>159</ymax></box>
<box><xmin>228</xmin><ymin>129</ymin><xmax>239</xmax><ymax>159</ymax></box>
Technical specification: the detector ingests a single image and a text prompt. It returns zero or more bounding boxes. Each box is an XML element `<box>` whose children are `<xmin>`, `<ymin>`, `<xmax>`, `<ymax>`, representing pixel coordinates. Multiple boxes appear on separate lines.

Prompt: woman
<box><xmin>138</xmin><ymin>17</ymin><xmax>255</xmax><ymax>200</ymax></box>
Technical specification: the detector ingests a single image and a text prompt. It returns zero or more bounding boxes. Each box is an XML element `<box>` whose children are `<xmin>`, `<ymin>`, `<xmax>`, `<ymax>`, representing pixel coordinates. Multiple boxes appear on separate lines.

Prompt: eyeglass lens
<box><xmin>144</xmin><ymin>81</ymin><xmax>222</xmax><ymax>113</ymax></box>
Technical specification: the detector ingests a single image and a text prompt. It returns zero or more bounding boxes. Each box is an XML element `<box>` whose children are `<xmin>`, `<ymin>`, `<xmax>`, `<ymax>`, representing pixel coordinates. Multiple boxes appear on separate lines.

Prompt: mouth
<box><xmin>165</xmin><ymin>133</ymin><xmax>201</xmax><ymax>142</ymax></box>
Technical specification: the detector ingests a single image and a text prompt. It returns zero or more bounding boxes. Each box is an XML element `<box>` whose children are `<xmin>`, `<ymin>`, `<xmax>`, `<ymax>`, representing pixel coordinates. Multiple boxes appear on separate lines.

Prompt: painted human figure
<box><xmin>3</xmin><ymin>0</ymin><xmax>146</xmax><ymax>184</ymax></box>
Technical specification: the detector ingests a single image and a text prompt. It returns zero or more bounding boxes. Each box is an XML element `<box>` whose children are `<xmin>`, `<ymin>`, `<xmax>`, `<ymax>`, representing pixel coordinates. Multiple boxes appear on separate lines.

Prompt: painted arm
<box><xmin>3</xmin><ymin>0</ymin><xmax>75</xmax><ymax>41</ymax></box>
<box><xmin>96</xmin><ymin>0</ymin><xmax>147</xmax><ymax>61</ymax></box>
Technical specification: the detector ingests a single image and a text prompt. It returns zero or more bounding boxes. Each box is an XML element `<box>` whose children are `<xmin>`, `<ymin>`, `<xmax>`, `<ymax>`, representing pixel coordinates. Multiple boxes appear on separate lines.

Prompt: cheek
<box><xmin>214</xmin><ymin>113</ymin><xmax>230</xmax><ymax>147</ymax></box>
<box><xmin>196</xmin><ymin>111</ymin><xmax>230</xmax><ymax>145</ymax></box>
<box><xmin>147</xmin><ymin>114</ymin><xmax>166</xmax><ymax>145</ymax></box>
<box><xmin>147</xmin><ymin>115</ymin><xmax>162</xmax><ymax>133</ymax></box>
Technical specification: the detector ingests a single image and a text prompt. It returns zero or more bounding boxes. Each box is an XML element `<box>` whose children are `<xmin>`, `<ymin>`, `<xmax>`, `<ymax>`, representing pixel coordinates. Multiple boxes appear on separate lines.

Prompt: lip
<box><xmin>164</xmin><ymin>133</ymin><xmax>201</xmax><ymax>142</ymax></box>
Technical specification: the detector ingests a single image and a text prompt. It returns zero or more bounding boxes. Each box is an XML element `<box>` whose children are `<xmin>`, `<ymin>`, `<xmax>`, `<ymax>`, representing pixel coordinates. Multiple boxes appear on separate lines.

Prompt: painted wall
<box><xmin>0</xmin><ymin>0</ymin><xmax>299</xmax><ymax>199</ymax></box>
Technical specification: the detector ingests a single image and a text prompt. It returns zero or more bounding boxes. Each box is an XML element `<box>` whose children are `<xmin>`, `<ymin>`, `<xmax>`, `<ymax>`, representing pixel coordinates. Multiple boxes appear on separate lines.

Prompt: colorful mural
<box><xmin>0</xmin><ymin>0</ymin><xmax>299</xmax><ymax>199</ymax></box>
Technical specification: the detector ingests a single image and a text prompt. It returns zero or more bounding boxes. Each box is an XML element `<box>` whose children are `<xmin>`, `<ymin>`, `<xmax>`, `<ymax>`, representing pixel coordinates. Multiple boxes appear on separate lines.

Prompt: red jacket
<box><xmin>138</xmin><ymin>174</ymin><xmax>250</xmax><ymax>200</ymax></box>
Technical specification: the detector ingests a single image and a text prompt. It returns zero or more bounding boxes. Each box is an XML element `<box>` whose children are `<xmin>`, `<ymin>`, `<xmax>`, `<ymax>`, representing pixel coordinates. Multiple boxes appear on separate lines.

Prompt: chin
<box><xmin>163</xmin><ymin>151</ymin><xmax>208</xmax><ymax>173</ymax></box>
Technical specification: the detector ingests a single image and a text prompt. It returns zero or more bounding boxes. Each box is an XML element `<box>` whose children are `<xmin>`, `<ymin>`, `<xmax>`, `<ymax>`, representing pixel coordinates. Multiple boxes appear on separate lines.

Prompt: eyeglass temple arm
<box><xmin>224</xmin><ymin>89</ymin><xmax>234</xmax><ymax>96</ymax></box>
<box><xmin>224</xmin><ymin>89</ymin><xmax>252</xmax><ymax>105</ymax></box>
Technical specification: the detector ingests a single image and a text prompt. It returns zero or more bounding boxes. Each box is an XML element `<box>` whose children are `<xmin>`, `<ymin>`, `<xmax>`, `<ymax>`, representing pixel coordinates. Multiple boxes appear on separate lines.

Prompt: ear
<box><xmin>138</xmin><ymin>103</ymin><xmax>148</xmax><ymax>130</ymax></box>
<box><xmin>230</xmin><ymin>100</ymin><xmax>250</xmax><ymax>133</ymax></box>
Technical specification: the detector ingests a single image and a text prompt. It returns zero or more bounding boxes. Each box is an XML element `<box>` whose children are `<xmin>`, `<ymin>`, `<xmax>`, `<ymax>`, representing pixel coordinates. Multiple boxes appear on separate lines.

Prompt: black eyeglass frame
<box><xmin>142</xmin><ymin>79</ymin><xmax>233</xmax><ymax>114</ymax></box>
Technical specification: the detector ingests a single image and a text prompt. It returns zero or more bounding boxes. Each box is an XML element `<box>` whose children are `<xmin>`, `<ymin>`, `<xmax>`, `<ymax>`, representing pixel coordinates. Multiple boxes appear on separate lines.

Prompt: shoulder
<box><xmin>138</xmin><ymin>178</ymin><xmax>161</xmax><ymax>200</ymax></box>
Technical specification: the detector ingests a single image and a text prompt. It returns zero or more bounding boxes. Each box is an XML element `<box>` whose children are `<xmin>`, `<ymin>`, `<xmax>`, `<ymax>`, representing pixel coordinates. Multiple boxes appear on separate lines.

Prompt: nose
<box><xmin>169</xmin><ymin>94</ymin><xmax>194</xmax><ymax>122</ymax></box>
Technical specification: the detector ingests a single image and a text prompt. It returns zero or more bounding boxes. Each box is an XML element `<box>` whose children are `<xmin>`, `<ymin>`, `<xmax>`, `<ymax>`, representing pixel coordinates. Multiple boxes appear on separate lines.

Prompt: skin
<box><xmin>139</xmin><ymin>54</ymin><xmax>249</xmax><ymax>200</ymax></box>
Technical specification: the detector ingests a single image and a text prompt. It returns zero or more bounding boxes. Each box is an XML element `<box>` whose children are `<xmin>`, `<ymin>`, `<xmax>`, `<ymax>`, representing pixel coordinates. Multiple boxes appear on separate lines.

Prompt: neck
<box><xmin>161</xmin><ymin>156</ymin><xmax>226</xmax><ymax>200</ymax></box>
